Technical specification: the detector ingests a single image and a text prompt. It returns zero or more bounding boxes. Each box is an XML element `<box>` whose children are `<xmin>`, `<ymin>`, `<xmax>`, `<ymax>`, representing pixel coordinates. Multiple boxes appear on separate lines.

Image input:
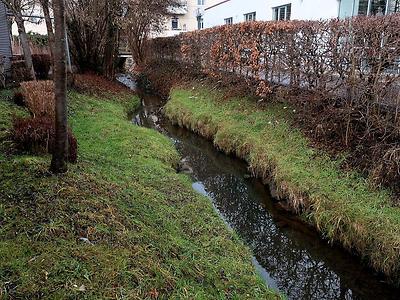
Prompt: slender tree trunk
<box><xmin>15</xmin><ymin>14</ymin><xmax>36</xmax><ymax>80</ymax></box>
<box><xmin>50</xmin><ymin>0</ymin><xmax>68</xmax><ymax>174</ymax></box>
<box><xmin>103</xmin><ymin>0</ymin><xmax>118</xmax><ymax>78</ymax></box>
<box><xmin>40</xmin><ymin>0</ymin><xmax>55</xmax><ymax>62</ymax></box>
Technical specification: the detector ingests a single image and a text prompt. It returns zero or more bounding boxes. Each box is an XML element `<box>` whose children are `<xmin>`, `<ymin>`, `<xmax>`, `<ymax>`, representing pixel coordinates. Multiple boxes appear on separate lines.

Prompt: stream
<box><xmin>117</xmin><ymin>74</ymin><xmax>400</xmax><ymax>300</ymax></box>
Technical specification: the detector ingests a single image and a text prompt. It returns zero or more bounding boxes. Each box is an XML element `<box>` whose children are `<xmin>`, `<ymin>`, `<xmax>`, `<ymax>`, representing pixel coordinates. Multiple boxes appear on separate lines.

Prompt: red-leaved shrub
<box><xmin>12</xmin><ymin>116</ymin><xmax>77</xmax><ymax>163</ymax></box>
<box><xmin>32</xmin><ymin>54</ymin><xmax>51</xmax><ymax>79</ymax></box>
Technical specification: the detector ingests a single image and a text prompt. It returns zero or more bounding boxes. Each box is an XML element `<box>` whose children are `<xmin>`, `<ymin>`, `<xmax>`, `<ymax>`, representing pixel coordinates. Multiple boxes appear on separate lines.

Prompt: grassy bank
<box><xmin>0</xmin><ymin>89</ymin><xmax>279</xmax><ymax>298</ymax></box>
<box><xmin>165</xmin><ymin>83</ymin><xmax>400</xmax><ymax>284</ymax></box>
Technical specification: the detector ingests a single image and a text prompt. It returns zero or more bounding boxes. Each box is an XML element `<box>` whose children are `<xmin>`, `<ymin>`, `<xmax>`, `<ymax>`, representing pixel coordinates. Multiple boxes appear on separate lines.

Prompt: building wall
<box><xmin>0</xmin><ymin>2</ymin><xmax>12</xmax><ymax>72</ymax></box>
<box><xmin>158</xmin><ymin>0</ymin><xmax>220</xmax><ymax>37</ymax></box>
<box><xmin>204</xmin><ymin>0</ymin><xmax>341</xmax><ymax>28</ymax></box>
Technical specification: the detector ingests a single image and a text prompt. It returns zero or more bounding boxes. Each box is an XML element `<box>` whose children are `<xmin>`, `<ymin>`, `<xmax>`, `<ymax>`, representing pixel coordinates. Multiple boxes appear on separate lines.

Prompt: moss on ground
<box><xmin>165</xmin><ymin>83</ymin><xmax>400</xmax><ymax>285</ymax></box>
<box><xmin>0</xmin><ymin>89</ymin><xmax>279</xmax><ymax>299</ymax></box>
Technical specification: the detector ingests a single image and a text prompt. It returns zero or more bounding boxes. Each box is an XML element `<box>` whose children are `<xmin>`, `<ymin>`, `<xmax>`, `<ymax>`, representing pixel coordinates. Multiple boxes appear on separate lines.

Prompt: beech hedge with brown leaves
<box><xmin>149</xmin><ymin>15</ymin><xmax>400</xmax><ymax>198</ymax></box>
<box><xmin>150</xmin><ymin>15</ymin><xmax>400</xmax><ymax>104</ymax></box>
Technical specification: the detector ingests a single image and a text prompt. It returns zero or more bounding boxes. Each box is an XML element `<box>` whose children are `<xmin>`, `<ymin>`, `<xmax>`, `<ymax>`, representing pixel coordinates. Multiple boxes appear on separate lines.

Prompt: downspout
<box><xmin>385</xmin><ymin>0</ymin><xmax>390</xmax><ymax>14</ymax></box>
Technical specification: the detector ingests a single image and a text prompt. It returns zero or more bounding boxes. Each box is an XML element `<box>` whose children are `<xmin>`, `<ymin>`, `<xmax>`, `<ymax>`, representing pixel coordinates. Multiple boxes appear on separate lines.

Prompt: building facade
<box><xmin>204</xmin><ymin>0</ymin><xmax>400</xmax><ymax>28</ymax></box>
<box><xmin>0</xmin><ymin>2</ymin><xmax>12</xmax><ymax>73</ymax></box>
<box><xmin>159</xmin><ymin>0</ymin><xmax>220</xmax><ymax>37</ymax></box>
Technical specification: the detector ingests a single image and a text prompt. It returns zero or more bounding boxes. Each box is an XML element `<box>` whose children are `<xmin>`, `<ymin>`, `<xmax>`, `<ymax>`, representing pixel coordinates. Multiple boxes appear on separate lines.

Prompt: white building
<box><xmin>159</xmin><ymin>0</ymin><xmax>220</xmax><ymax>37</ymax></box>
<box><xmin>204</xmin><ymin>0</ymin><xmax>400</xmax><ymax>28</ymax></box>
<box><xmin>204</xmin><ymin>0</ymin><xmax>341</xmax><ymax>28</ymax></box>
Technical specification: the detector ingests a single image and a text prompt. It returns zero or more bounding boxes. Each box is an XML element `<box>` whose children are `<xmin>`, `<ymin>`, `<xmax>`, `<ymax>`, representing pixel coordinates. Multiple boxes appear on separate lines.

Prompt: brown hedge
<box><xmin>149</xmin><ymin>15</ymin><xmax>400</xmax><ymax>200</ymax></box>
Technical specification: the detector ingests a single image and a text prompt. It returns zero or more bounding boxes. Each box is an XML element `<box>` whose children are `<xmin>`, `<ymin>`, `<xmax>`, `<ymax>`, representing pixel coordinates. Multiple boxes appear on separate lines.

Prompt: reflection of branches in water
<box><xmin>199</xmin><ymin>173</ymin><xmax>343</xmax><ymax>299</ymax></box>
<box><xmin>193</xmin><ymin>167</ymin><xmax>398</xmax><ymax>300</ymax></box>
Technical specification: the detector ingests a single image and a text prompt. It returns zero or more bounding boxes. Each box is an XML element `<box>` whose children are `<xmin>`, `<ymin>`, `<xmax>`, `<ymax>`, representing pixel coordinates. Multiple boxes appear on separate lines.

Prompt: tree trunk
<box><xmin>50</xmin><ymin>0</ymin><xmax>68</xmax><ymax>174</ymax></box>
<box><xmin>15</xmin><ymin>14</ymin><xmax>36</xmax><ymax>80</ymax></box>
<box><xmin>40</xmin><ymin>0</ymin><xmax>55</xmax><ymax>62</ymax></box>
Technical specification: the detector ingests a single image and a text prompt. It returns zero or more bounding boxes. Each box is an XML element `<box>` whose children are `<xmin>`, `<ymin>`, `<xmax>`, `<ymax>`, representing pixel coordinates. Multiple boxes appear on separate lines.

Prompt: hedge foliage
<box><xmin>149</xmin><ymin>15</ymin><xmax>400</xmax><ymax>198</ymax></box>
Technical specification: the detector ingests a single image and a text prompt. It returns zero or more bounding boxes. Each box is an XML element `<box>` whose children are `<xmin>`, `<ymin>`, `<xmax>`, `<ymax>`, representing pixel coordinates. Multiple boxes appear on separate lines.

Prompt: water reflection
<box><xmin>117</xmin><ymin>74</ymin><xmax>399</xmax><ymax>299</ymax></box>
<box><xmin>166</xmin><ymin>125</ymin><xmax>399</xmax><ymax>300</ymax></box>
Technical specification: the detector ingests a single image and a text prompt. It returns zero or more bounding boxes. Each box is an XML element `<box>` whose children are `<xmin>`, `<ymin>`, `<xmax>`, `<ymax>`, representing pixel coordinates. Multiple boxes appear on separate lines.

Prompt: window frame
<box><xmin>224</xmin><ymin>17</ymin><xmax>233</xmax><ymax>25</ymax></box>
<box><xmin>244</xmin><ymin>12</ymin><xmax>256</xmax><ymax>22</ymax></box>
<box><xmin>171</xmin><ymin>17</ymin><xmax>179</xmax><ymax>30</ymax></box>
<box><xmin>272</xmin><ymin>4</ymin><xmax>291</xmax><ymax>21</ymax></box>
<box><xmin>358</xmin><ymin>0</ymin><xmax>398</xmax><ymax>16</ymax></box>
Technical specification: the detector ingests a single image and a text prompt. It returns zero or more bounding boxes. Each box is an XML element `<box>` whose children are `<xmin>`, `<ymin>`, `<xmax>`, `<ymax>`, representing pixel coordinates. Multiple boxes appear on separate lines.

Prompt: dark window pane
<box><xmin>286</xmin><ymin>4</ymin><xmax>291</xmax><ymax>20</ymax></box>
<box><xmin>358</xmin><ymin>0</ymin><xmax>369</xmax><ymax>15</ymax></box>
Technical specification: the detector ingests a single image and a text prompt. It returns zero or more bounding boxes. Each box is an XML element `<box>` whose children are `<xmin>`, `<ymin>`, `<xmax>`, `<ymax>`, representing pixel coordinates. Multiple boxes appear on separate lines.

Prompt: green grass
<box><xmin>0</xmin><ymin>89</ymin><xmax>28</xmax><ymax>161</ymax></box>
<box><xmin>0</xmin><ymin>89</ymin><xmax>279</xmax><ymax>299</ymax></box>
<box><xmin>165</xmin><ymin>83</ymin><xmax>400</xmax><ymax>285</ymax></box>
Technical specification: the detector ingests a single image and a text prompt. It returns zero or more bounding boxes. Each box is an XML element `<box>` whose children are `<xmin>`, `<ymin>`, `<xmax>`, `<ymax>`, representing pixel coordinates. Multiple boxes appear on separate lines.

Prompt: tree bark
<box><xmin>40</xmin><ymin>0</ymin><xmax>55</xmax><ymax>62</ymax></box>
<box><xmin>50</xmin><ymin>0</ymin><xmax>68</xmax><ymax>174</ymax></box>
<box><xmin>14</xmin><ymin>13</ymin><xmax>36</xmax><ymax>80</ymax></box>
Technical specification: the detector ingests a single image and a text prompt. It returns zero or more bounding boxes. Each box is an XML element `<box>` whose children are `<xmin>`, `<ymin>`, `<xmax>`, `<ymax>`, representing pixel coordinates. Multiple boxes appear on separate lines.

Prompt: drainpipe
<box><xmin>367</xmin><ymin>0</ymin><xmax>371</xmax><ymax>15</ymax></box>
<box><xmin>385</xmin><ymin>0</ymin><xmax>390</xmax><ymax>14</ymax></box>
<box><xmin>64</xmin><ymin>26</ymin><xmax>72</xmax><ymax>73</ymax></box>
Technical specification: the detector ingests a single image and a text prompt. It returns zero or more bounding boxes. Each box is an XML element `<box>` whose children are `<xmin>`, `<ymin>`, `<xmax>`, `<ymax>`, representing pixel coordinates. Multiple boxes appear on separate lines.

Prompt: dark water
<box><xmin>117</xmin><ymin>75</ymin><xmax>400</xmax><ymax>300</ymax></box>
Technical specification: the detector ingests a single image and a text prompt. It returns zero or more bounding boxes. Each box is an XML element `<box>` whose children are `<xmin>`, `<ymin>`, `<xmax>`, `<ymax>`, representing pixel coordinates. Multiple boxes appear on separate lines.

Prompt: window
<box><xmin>394</xmin><ymin>0</ymin><xmax>400</xmax><ymax>12</ymax></box>
<box><xmin>358</xmin><ymin>0</ymin><xmax>399</xmax><ymax>16</ymax></box>
<box><xmin>244</xmin><ymin>12</ymin><xmax>256</xmax><ymax>22</ymax></box>
<box><xmin>172</xmin><ymin>17</ymin><xmax>179</xmax><ymax>30</ymax></box>
<box><xmin>224</xmin><ymin>17</ymin><xmax>233</xmax><ymax>25</ymax></box>
<box><xmin>273</xmin><ymin>4</ymin><xmax>291</xmax><ymax>21</ymax></box>
<box><xmin>197</xmin><ymin>17</ymin><xmax>204</xmax><ymax>29</ymax></box>
<box><xmin>198</xmin><ymin>0</ymin><xmax>205</xmax><ymax>5</ymax></box>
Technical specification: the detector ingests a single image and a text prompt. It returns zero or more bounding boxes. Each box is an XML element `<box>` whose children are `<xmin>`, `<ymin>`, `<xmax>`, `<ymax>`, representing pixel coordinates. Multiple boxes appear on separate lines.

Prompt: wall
<box><xmin>158</xmin><ymin>0</ymin><xmax>221</xmax><ymax>37</ymax></box>
<box><xmin>0</xmin><ymin>2</ymin><xmax>12</xmax><ymax>72</ymax></box>
<box><xmin>204</xmin><ymin>0</ymin><xmax>341</xmax><ymax>28</ymax></box>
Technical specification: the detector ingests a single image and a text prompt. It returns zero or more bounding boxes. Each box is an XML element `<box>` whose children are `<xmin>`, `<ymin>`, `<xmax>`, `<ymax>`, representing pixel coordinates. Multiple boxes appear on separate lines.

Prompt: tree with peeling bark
<box><xmin>50</xmin><ymin>0</ymin><xmax>67</xmax><ymax>173</ymax></box>
<box><xmin>120</xmin><ymin>0</ymin><xmax>182</xmax><ymax>67</ymax></box>
<box><xmin>1</xmin><ymin>0</ymin><xmax>36</xmax><ymax>80</ymax></box>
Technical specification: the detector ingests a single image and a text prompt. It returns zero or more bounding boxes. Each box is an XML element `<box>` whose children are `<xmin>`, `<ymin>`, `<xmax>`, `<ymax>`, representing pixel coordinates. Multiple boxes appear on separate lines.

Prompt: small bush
<box><xmin>11</xmin><ymin>60</ymin><xmax>30</xmax><ymax>83</ymax></box>
<box><xmin>13</xmin><ymin>92</ymin><xmax>25</xmax><ymax>106</ymax></box>
<box><xmin>12</xmin><ymin>116</ymin><xmax>77</xmax><ymax>163</ymax></box>
<box><xmin>20</xmin><ymin>81</ymin><xmax>54</xmax><ymax>118</ymax></box>
<box><xmin>32</xmin><ymin>54</ymin><xmax>51</xmax><ymax>79</ymax></box>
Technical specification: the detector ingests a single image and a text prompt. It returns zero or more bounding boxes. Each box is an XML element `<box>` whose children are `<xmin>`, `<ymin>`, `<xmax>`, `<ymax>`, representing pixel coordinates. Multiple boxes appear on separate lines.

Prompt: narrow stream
<box><xmin>117</xmin><ymin>75</ymin><xmax>400</xmax><ymax>300</ymax></box>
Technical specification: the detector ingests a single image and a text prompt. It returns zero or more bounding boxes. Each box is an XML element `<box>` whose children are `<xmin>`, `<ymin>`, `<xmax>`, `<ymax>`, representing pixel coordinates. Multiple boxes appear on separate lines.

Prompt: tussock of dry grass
<box><xmin>165</xmin><ymin>84</ymin><xmax>400</xmax><ymax>285</ymax></box>
<box><xmin>20</xmin><ymin>80</ymin><xmax>54</xmax><ymax>118</ymax></box>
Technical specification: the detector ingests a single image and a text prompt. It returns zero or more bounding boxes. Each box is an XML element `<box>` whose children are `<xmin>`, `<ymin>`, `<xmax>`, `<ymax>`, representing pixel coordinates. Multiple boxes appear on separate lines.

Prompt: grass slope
<box><xmin>0</xmin><ymin>90</ymin><xmax>279</xmax><ymax>299</ymax></box>
<box><xmin>165</xmin><ymin>84</ymin><xmax>400</xmax><ymax>284</ymax></box>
